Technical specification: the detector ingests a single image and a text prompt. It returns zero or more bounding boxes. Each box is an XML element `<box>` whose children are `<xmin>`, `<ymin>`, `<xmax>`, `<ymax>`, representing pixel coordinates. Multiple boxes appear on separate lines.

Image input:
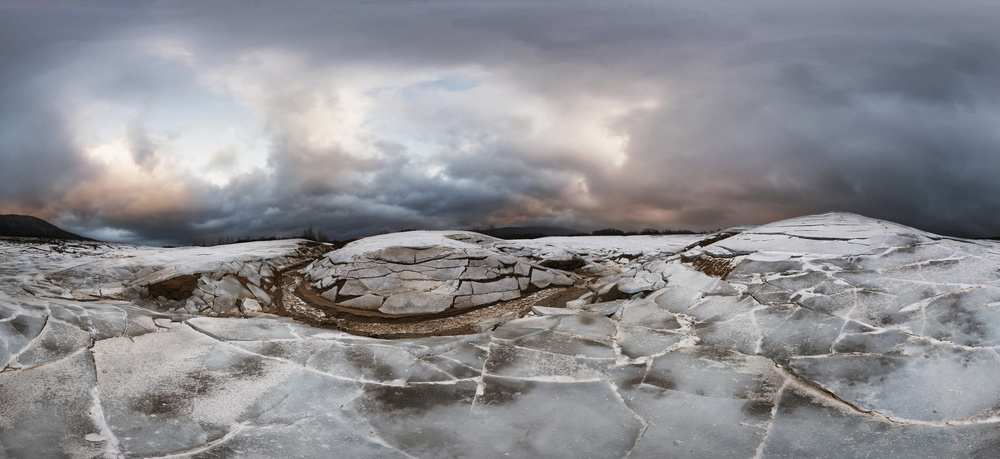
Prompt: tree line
<box><xmin>590</xmin><ymin>228</ymin><xmax>700</xmax><ymax>236</ymax></box>
<box><xmin>189</xmin><ymin>225</ymin><xmax>716</xmax><ymax>247</ymax></box>
<box><xmin>192</xmin><ymin>226</ymin><xmax>331</xmax><ymax>247</ymax></box>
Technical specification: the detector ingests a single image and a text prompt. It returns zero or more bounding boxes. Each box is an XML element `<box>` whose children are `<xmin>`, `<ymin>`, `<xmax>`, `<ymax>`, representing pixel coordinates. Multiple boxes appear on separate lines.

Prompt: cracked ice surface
<box><xmin>3</xmin><ymin>212</ymin><xmax>1000</xmax><ymax>457</ymax></box>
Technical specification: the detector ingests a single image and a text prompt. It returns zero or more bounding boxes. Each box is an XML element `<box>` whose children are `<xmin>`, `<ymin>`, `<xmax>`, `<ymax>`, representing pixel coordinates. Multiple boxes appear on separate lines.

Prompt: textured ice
<box><xmin>618</xmin><ymin>298</ymin><xmax>681</xmax><ymax>330</ymax></box>
<box><xmin>345</xmin><ymin>376</ymin><xmax>642</xmax><ymax>457</ymax></box>
<box><xmin>614</xmin><ymin>324</ymin><xmax>686</xmax><ymax>359</ymax></box>
<box><xmin>4</xmin><ymin>212</ymin><xmax>1000</xmax><ymax>457</ymax></box>
<box><xmin>789</xmin><ymin>344</ymin><xmax>1000</xmax><ymax>423</ymax></box>
<box><xmin>91</xmin><ymin>326</ymin><xmax>306</xmax><ymax>456</ymax></box>
<box><xmin>760</xmin><ymin>387</ymin><xmax>1000</xmax><ymax>458</ymax></box>
<box><xmin>0</xmin><ymin>349</ymin><xmax>111</xmax><ymax>458</ymax></box>
<box><xmin>629</xmin><ymin>387</ymin><xmax>773</xmax><ymax>458</ymax></box>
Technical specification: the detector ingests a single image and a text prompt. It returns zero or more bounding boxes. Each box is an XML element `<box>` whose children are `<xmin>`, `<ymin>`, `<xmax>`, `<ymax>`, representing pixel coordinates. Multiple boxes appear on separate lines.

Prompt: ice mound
<box><xmin>302</xmin><ymin>231</ymin><xmax>576</xmax><ymax>315</ymax></box>
<box><xmin>673</xmin><ymin>211</ymin><xmax>1000</xmax><ymax>424</ymax></box>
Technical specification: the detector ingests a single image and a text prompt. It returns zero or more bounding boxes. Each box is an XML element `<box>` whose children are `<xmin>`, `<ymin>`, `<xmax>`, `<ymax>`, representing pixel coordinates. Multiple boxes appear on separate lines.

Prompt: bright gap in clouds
<box><xmin>71</xmin><ymin>38</ymin><xmax>272</xmax><ymax>188</ymax></box>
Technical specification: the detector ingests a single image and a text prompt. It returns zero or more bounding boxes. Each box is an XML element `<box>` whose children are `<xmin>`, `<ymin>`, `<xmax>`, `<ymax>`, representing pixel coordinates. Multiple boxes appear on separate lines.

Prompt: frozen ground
<box><xmin>2</xmin><ymin>212</ymin><xmax>999</xmax><ymax>458</ymax></box>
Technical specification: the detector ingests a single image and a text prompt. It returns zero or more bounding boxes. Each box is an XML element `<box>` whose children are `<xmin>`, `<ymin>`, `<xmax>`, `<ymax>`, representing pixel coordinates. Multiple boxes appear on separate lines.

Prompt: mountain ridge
<box><xmin>0</xmin><ymin>214</ymin><xmax>93</xmax><ymax>241</ymax></box>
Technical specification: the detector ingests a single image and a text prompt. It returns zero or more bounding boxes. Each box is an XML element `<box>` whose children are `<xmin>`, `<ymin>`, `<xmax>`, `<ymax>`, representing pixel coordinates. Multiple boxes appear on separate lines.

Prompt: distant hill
<box><xmin>472</xmin><ymin>226</ymin><xmax>581</xmax><ymax>239</ymax></box>
<box><xmin>0</xmin><ymin>214</ymin><xmax>93</xmax><ymax>241</ymax></box>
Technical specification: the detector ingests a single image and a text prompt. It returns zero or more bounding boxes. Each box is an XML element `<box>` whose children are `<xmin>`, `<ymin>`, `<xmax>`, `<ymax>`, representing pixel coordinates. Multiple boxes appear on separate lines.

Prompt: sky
<box><xmin>3</xmin><ymin>1</ymin><xmax>1000</xmax><ymax>246</ymax></box>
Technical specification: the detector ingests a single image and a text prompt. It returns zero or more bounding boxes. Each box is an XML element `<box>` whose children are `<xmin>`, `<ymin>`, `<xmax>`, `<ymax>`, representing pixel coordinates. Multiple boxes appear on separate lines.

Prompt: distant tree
<box><xmin>640</xmin><ymin>228</ymin><xmax>661</xmax><ymax>235</ymax></box>
<box><xmin>302</xmin><ymin>226</ymin><xmax>316</xmax><ymax>241</ymax></box>
<box><xmin>592</xmin><ymin>228</ymin><xmax>625</xmax><ymax>236</ymax></box>
<box><xmin>191</xmin><ymin>233</ymin><xmax>292</xmax><ymax>247</ymax></box>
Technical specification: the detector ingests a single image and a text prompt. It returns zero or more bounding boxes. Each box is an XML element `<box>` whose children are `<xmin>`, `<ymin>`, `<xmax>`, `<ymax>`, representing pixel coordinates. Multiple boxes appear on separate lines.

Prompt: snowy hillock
<box><xmin>302</xmin><ymin>231</ymin><xmax>578</xmax><ymax>315</ymax></box>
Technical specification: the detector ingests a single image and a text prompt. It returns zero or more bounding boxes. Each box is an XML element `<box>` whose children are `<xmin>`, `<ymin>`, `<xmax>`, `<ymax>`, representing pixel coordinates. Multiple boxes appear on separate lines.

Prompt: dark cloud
<box><xmin>4</xmin><ymin>1</ymin><xmax>1000</xmax><ymax>245</ymax></box>
<box><xmin>0</xmin><ymin>95</ymin><xmax>96</xmax><ymax>211</ymax></box>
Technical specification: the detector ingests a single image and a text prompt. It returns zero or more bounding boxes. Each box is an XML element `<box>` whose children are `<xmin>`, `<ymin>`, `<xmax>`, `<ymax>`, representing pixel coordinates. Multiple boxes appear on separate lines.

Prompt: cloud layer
<box><xmin>3</xmin><ymin>1</ymin><xmax>1000</xmax><ymax>245</ymax></box>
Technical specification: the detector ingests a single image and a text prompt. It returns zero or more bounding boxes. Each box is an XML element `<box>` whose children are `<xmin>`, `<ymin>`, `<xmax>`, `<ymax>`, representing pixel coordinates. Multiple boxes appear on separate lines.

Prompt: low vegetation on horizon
<box><xmin>189</xmin><ymin>225</ymin><xmax>711</xmax><ymax>248</ymax></box>
<box><xmin>191</xmin><ymin>226</ymin><xmax>333</xmax><ymax>247</ymax></box>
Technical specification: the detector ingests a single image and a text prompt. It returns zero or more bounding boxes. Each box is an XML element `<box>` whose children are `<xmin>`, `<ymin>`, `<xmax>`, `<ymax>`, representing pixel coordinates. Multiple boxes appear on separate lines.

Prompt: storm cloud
<box><xmin>3</xmin><ymin>1</ymin><xmax>1000</xmax><ymax>245</ymax></box>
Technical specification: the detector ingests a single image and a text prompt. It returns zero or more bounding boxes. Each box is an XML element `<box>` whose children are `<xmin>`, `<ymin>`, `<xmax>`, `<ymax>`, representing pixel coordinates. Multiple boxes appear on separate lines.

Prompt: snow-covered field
<box><xmin>2</xmin><ymin>212</ymin><xmax>1000</xmax><ymax>457</ymax></box>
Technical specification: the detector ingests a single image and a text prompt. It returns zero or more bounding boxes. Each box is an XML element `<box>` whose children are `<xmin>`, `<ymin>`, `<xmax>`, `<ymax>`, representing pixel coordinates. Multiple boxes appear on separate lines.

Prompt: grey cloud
<box><xmin>125</xmin><ymin>119</ymin><xmax>159</xmax><ymax>168</ymax></box>
<box><xmin>0</xmin><ymin>100</ymin><xmax>94</xmax><ymax>210</ymax></box>
<box><xmin>576</xmin><ymin>14</ymin><xmax>1000</xmax><ymax>234</ymax></box>
<box><xmin>5</xmin><ymin>1</ymin><xmax>1000</xmax><ymax>245</ymax></box>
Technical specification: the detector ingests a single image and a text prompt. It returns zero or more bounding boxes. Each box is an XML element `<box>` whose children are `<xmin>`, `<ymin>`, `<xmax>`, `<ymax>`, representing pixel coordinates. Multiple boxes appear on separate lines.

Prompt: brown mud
<box><xmin>689</xmin><ymin>256</ymin><xmax>739</xmax><ymax>279</ymax></box>
<box><xmin>678</xmin><ymin>230</ymin><xmax>744</xmax><ymax>279</ymax></box>
<box><xmin>532</xmin><ymin>286</ymin><xmax>590</xmax><ymax>308</ymax></box>
<box><xmin>539</xmin><ymin>257</ymin><xmax>587</xmax><ymax>272</ymax></box>
<box><xmin>147</xmin><ymin>275</ymin><xmax>199</xmax><ymax>301</ymax></box>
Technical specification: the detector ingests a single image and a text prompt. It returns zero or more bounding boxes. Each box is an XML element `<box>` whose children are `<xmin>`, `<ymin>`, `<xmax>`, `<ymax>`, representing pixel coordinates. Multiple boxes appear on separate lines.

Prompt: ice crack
<box><xmin>751</xmin><ymin>380</ymin><xmax>786</xmax><ymax>459</ymax></box>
